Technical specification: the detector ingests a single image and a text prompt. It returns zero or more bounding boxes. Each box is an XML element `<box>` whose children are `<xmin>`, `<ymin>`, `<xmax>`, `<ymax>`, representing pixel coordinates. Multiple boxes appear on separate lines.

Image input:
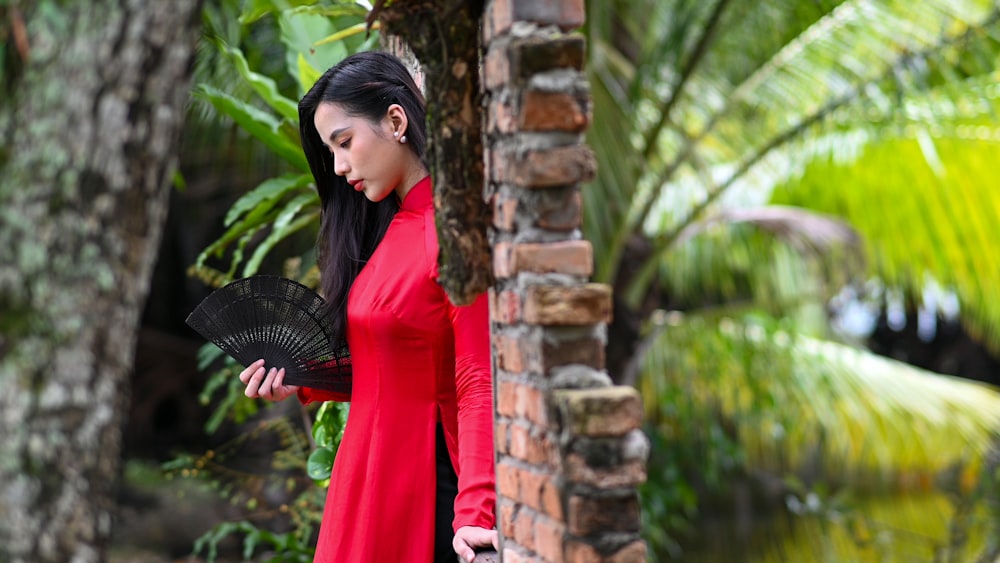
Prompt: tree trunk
<box><xmin>373</xmin><ymin>0</ymin><xmax>492</xmax><ymax>306</ymax></box>
<box><xmin>0</xmin><ymin>1</ymin><xmax>202</xmax><ymax>561</ymax></box>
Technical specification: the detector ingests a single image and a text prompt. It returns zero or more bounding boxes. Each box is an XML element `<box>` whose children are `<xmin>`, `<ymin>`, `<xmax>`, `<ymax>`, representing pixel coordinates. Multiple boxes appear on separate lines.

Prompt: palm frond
<box><xmin>772</xmin><ymin>132</ymin><xmax>1000</xmax><ymax>353</ymax></box>
<box><xmin>585</xmin><ymin>0</ymin><xmax>1000</xmax><ymax>309</ymax></box>
<box><xmin>641</xmin><ymin>311</ymin><xmax>1000</xmax><ymax>489</ymax></box>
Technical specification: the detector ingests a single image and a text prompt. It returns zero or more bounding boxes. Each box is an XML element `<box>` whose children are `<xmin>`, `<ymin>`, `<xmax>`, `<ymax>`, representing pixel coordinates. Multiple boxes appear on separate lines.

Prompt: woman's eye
<box><xmin>339</xmin><ymin>139</ymin><xmax>351</xmax><ymax>149</ymax></box>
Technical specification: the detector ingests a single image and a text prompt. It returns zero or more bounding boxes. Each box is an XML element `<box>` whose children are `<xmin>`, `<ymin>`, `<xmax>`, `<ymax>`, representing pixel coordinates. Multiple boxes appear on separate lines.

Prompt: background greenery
<box><xmin>169</xmin><ymin>0</ymin><xmax>1000</xmax><ymax>561</ymax></box>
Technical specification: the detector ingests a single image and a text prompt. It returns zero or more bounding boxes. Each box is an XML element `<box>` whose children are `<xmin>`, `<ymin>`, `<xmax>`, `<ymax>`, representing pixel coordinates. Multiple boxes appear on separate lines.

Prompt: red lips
<box><xmin>347</xmin><ymin>179</ymin><xmax>364</xmax><ymax>192</ymax></box>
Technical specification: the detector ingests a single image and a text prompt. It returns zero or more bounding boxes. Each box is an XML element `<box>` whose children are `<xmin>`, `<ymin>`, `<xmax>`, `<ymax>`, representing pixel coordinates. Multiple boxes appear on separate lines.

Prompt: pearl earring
<box><xmin>393</xmin><ymin>131</ymin><xmax>399</xmax><ymax>138</ymax></box>
<box><xmin>400</xmin><ymin>135</ymin><xmax>407</xmax><ymax>144</ymax></box>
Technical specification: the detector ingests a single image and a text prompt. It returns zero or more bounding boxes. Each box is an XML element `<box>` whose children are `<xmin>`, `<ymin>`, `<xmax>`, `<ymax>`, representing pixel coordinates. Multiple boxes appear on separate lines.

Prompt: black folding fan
<box><xmin>185</xmin><ymin>275</ymin><xmax>351</xmax><ymax>394</ymax></box>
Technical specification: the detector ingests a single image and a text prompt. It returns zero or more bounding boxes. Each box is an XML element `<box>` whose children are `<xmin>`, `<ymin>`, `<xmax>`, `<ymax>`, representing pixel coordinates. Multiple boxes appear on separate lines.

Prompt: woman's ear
<box><xmin>386</xmin><ymin>103</ymin><xmax>409</xmax><ymax>138</ymax></box>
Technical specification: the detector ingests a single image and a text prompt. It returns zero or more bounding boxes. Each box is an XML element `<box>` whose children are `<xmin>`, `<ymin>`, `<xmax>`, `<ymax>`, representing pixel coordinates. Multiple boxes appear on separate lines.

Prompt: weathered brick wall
<box><xmin>482</xmin><ymin>1</ymin><xmax>649</xmax><ymax>561</ymax></box>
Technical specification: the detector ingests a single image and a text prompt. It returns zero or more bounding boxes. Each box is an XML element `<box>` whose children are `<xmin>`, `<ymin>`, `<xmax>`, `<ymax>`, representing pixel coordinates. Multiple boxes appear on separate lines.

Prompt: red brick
<box><xmin>495</xmin><ymin>328</ymin><xmax>605</xmax><ymax>375</ymax></box>
<box><xmin>541</xmin><ymin>332</ymin><xmax>605</xmax><ymax>371</ymax></box>
<box><xmin>483</xmin><ymin>40</ymin><xmax>511</xmax><ymax>90</ymax></box>
<box><xmin>516</xmin><ymin>381</ymin><xmax>548</xmax><ymax>426</ymax></box>
<box><xmin>494</xmin><ymin>145</ymin><xmax>597</xmax><ymax>188</ymax></box>
<box><xmin>497</xmin><ymin>377</ymin><xmax>550</xmax><ymax>426</ymax></box>
<box><xmin>488</xmin><ymin>90</ymin><xmax>591</xmax><ymax>135</ymax></box>
<box><xmin>485</xmin><ymin>35</ymin><xmax>587</xmax><ymax>89</ymax></box>
<box><xmin>492</xmin><ymin>192</ymin><xmax>519</xmax><ymax>231</ymax></box>
<box><xmin>496</xmin><ymin>420</ymin><xmax>511</xmax><ymax>455</ymax></box>
<box><xmin>510</xmin><ymin>35</ymin><xmax>586</xmax><ymax>80</ymax></box>
<box><xmin>564</xmin><ymin>540</ymin><xmax>648</xmax><ymax>563</ymax></box>
<box><xmin>495</xmin><ymin>332</ymin><xmax>541</xmax><ymax>374</ymax></box>
<box><xmin>502</xmin><ymin>547</ymin><xmax>525</xmax><ymax>563</ymax></box>
<box><xmin>497</xmin><ymin>379</ymin><xmax>519</xmax><ymax>417</ymax></box>
<box><xmin>499</xmin><ymin>498</ymin><xmax>518</xmax><ymax>539</ymax></box>
<box><xmin>504</xmin><ymin>146</ymin><xmax>597</xmax><ymax>187</ymax></box>
<box><xmin>509</xmin><ymin>423</ymin><xmax>558</xmax><ymax>465</ymax></box>
<box><xmin>515</xmin><ymin>506</ymin><xmax>536</xmax><ymax>551</ymax></box>
<box><xmin>492</xmin><ymin>289</ymin><xmax>522</xmax><ymax>324</ymax></box>
<box><xmin>519</xmin><ymin>469</ymin><xmax>563</xmax><ymax>520</ymax></box>
<box><xmin>493</xmin><ymin>241</ymin><xmax>514</xmax><ymax>278</ymax></box>
<box><xmin>555</xmin><ymin>387</ymin><xmax>643</xmax><ymax>437</ymax></box>
<box><xmin>515</xmin><ymin>240</ymin><xmax>593</xmax><ymax>277</ymax></box>
<box><xmin>484</xmin><ymin>0</ymin><xmax>586</xmax><ymax>45</ymax></box>
<box><xmin>567</xmin><ymin>492</ymin><xmax>641</xmax><ymax>536</ymax></box>
<box><xmin>537</xmin><ymin>188</ymin><xmax>582</xmax><ymax>231</ymax></box>
<box><xmin>496</xmin><ymin>460</ymin><xmax>564</xmax><ymax>520</ymax></box>
<box><xmin>494</xmin><ymin>240</ymin><xmax>594</xmax><ymax>279</ymax></box>
<box><xmin>534</xmin><ymin>515</ymin><xmax>567</xmax><ymax>562</ymax></box>
<box><xmin>521</xmin><ymin>90</ymin><xmax>589</xmax><ymax>132</ymax></box>
<box><xmin>498</xmin><ymin>377</ymin><xmax>548</xmax><ymax>423</ymax></box>
<box><xmin>493</xmin><ymin>187</ymin><xmax>583</xmax><ymax>233</ymax></box>
<box><xmin>497</xmin><ymin>459</ymin><xmax>521</xmax><ymax>499</ymax></box>
<box><xmin>522</xmin><ymin>284</ymin><xmax>612</xmax><ymax>326</ymax></box>
<box><xmin>565</xmin><ymin>453</ymin><xmax>647</xmax><ymax>488</ymax></box>
<box><xmin>487</xmin><ymin>98</ymin><xmax>518</xmax><ymax>134</ymax></box>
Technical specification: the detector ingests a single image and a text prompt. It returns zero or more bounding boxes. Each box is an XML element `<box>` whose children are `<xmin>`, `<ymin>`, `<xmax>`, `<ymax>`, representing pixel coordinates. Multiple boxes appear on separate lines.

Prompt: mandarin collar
<box><xmin>399</xmin><ymin>175</ymin><xmax>433</xmax><ymax>211</ymax></box>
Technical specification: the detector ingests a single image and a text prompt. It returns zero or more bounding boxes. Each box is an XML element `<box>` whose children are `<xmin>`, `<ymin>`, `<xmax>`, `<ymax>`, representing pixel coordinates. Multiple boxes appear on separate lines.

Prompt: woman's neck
<box><xmin>395</xmin><ymin>160</ymin><xmax>429</xmax><ymax>201</ymax></box>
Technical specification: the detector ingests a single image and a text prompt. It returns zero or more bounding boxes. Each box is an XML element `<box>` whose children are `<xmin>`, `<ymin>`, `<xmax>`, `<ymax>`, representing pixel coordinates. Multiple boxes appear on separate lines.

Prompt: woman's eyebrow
<box><xmin>327</xmin><ymin>127</ymin><xmax>349</xmax><ymax>142</ymax></box>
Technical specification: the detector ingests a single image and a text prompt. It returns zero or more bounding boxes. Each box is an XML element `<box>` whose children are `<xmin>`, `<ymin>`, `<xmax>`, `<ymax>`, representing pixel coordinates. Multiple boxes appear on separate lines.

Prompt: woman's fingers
<box><xmin>241</xmin><ymin>361</ymin><xmax>297</xmax><ymax>401</ymax></box>
<box><xmin>260</xmin><ymin>367</ymin><xmax>283</xmax><ymax>399</ymax></box>
<box><xmin>238</xmin><ymin>359</ymin><xmax>266</xmax><ymax>385</ymax></box>
<box><xmin>271</xmin><ymin>368</ymin><xmax>300</xmax><ymax>401</ymax></box>
<box><xmin>453</xmin><ymin>526</ymin><xmax>499</xmax><ymax>562</ymax></box>
<box><xmin>241</xmin><ymin>360</ymin><xmax>272</xmax><ymax>398</ymax></box>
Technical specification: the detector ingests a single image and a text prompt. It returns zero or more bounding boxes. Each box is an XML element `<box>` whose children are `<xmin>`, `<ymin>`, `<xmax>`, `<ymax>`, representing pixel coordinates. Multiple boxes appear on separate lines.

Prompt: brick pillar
<box><xmin>482</xmin><ymin>1</ymin><xmax>649</xmax><ymax>561</ymax></box>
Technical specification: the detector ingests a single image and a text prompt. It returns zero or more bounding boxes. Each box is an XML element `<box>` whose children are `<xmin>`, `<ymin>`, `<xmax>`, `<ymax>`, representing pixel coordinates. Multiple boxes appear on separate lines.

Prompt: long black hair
<box><xmin>299</xmin><ymin>51</ymin><xmax>428</xmax><ymax>342</ymax></box>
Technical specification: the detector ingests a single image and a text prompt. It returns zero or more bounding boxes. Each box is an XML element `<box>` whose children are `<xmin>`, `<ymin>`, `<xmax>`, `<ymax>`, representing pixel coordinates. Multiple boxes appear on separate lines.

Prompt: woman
<box><xmin>238</xmin><ymin>51</ymin><xmax>497</xmax><ymax>563</ymax></box>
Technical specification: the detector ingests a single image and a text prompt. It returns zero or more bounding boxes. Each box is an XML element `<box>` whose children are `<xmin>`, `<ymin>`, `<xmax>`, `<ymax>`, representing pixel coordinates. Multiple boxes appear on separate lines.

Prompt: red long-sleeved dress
<box><xmin>298</xmin><ymin>176</ymin><xmax>496</xmax><ymax>561</ymax></box>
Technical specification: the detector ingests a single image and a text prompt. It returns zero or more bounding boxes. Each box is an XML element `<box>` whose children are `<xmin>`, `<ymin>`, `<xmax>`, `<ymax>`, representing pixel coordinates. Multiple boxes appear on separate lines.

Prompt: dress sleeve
<box><xmin>297</xmin><ymin>386</ymin><xmax>350</xmax><ymax>405</ymax></box>
<box><xmin>449</xmin><ymin>292</ymin><xmax>497</xmax><ymax>530</ymax></box>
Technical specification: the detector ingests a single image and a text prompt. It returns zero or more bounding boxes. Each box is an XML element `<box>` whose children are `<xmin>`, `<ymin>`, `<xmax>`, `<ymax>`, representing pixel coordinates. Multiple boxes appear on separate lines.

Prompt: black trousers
<box><xmin>435</xmin><ymin>423</ymin><xmax>459</xmax><ymax>563</ymax></box>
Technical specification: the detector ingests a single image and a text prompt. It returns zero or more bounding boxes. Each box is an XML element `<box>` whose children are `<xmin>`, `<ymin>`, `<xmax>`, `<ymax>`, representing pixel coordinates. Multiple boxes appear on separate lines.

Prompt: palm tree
<box><xmin>582</xmin><ymin>0</ymin><xmax>1000</xmax><ymax>557</ymax></box>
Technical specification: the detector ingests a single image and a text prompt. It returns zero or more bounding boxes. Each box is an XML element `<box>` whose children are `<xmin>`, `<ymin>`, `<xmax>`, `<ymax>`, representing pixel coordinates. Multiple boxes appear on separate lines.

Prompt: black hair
<box><xmin>298</xmin><ymin>51</ymin><xmax>428</xmax><ymax>342</ymax></box>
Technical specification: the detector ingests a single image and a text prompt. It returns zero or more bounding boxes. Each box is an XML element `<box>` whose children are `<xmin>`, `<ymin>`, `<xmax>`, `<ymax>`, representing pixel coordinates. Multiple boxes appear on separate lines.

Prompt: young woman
<box><xmin>238</xmin><ymin>51</ymin><xmax>497</xmax><ymax>562</ymax></box>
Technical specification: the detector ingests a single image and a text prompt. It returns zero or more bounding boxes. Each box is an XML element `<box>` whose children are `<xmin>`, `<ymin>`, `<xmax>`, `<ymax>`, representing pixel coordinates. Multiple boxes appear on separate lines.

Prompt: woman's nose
<box><xmin>333</xmin><ymin>157</ymin><xmax>349</xmax><ymax>176</ymax></box>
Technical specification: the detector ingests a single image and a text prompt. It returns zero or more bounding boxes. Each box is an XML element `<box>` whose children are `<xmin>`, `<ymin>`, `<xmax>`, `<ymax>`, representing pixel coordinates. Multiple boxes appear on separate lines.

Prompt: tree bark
<box><xmin>373</xmin><ymin>0</ymin><xmax>493</xmax><ymax>306</ymax></box>
<box><xmin>0</xmin><ymin>1</ymin><xmax>202</xmax><ymax>561</ymax></box>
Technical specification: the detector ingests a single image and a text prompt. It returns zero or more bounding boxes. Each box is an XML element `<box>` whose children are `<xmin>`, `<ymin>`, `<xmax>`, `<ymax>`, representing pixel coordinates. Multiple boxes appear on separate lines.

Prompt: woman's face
<box><xmin>313</xmin><ymin>102</ymin><xmax>412</xmax><ymax>202</ymax></box>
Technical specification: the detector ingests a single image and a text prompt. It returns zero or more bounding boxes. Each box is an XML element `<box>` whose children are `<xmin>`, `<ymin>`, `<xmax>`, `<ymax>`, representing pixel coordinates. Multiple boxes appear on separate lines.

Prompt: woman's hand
<box><xmin>238</xmin><ymin>359</ymin><xmax>300</xmax><ymax>401</ymax></box>
<box><xmin>452</xmin><ymin>526</ymin><xmax>499</xmax><ymax>562</ymax></box>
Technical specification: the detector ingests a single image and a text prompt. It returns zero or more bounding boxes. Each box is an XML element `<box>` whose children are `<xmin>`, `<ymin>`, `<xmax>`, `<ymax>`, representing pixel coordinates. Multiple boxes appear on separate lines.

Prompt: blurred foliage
<box><xmin>163</xmin><ymin>410</ymin><xmax>330</xmax><ymax>562</ymax></box>
<box><xmin>687</xmin><ymin>490</ymin><xmax>994</xmax><ymax>562</ymax></box>
<box><xmin>642</xmin><ymin>312</ymin><xmax>1000</xmax><ymax>488</ymax></box>
<box><xmin>584</xmin><ymin>0</ymin><xmax>1000</xmax><ymax>559</ymax></box>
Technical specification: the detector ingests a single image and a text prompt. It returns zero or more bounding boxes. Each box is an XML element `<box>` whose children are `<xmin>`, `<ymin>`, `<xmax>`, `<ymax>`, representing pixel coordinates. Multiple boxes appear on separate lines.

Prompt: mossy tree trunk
<box><xmin>0</xmin><ymin>1</ymin><xmax>202</xmax><ymax>561</ymax></box>
<box><xmin>372</xmin><ymin>0</ymin><xmax>492</xmax><ymax>306</ymax></box>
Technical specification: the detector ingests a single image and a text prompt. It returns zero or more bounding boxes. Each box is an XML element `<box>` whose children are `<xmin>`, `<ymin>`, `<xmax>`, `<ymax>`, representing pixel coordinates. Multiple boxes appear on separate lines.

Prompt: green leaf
<box><xmin>194</xmin><ymin>198</ymin><xmax>280</xmax><ymax>276</ymax></box>
<box><xmin>279</xmin><ymin>6</ymin><xmax>346</xmax><ymax>93</ymax></box>
<box><xmin>306</xmin><ymin>446</ymin><xmax>335</xmax><ymax>480</ymax></box>
<box><xmin>196</xmin><ymin>342</ymin><xmax>226</xmax><ymax>371</ymax></box>
<box><xmin>297</xmin><ymin>53</ymin><xmax>321</xmax><ymax>95</ymax></box>
<box><xmin>313</xmin><ymin>401</ymin><xmax>349</xmax><ymax>449</ymax></box>
<box><xmin>242</xmin><ymin>208</ymin><xmax>319</xmax><ymax>276</ymax></box>
<box><xmin>314</xmin><ymin>21</ymin><xmax>374</xmax><ymax>47</ymax></box>
<box><xmin>194</xmin><ymin>84</ymin><xmax>308</xmax><ymax>171</ymax></box>
<box><xmin>224</xmin><ymin>173</ymin><xmax>312</xmax><ymax>227</ymax></box>
<box><xmin>222</xmin><ymin>43</ymin><xmax>299</xmax><ymax>122</ymax></box>
<box><xmin>239</xmin><ymin>0</ymin><xmax>318</xmax><ymax>26</ymax></box>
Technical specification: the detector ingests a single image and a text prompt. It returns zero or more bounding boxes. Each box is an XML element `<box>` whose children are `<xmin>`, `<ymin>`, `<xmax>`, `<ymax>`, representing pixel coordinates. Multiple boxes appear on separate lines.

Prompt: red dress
<box><xmin>298</xmin><ymin>176</ymin><xmax>496</xmax><ymax>562</ymax></box>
